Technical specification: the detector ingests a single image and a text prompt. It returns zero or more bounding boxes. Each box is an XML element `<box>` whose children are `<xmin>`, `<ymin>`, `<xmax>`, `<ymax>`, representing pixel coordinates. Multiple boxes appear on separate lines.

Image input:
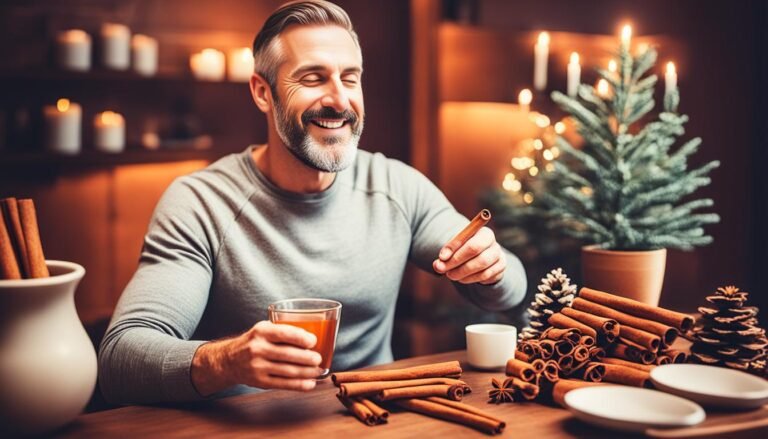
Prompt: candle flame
<box><xmin>57</xmin><ymin>99</ymin><xmax>70</xmax><ymax>112</ymax></box>
<box><xmin>554</xmin><ymin>121</ymin><xmax>566</xmax><ymax>134</ymax></box>
<box><xmin>100</xmin><ymin>111</ymin><xmax>117</xmax><ymax>124</ymax></box>
<box><xmin>569</xmin><ymin>52</ymin><xmax>580</xmax><ymax>65</ymax></box>
<box><xmin>518</xmin><ymin>88</ymin><xmax>533</xmax><ymax>106</ymax></box>
<box><xmin>621</xmin><ymin>24</ymin><xmax>632</xmax><ymax>45</ymax></box>
<box><xmin>596</xmin><ymin>79</ymin><xmax>610</xmax><ymax>97</ymax></box>
<box><xmin>537</xmin><ymin>31</ymin><xmax>550</xmax><ymax>46</ymax></box>
<box><xmin>666</xmin><ymin>61</ymin><xmax>676</xmax><ymax>74</ymax></box>
<box><xmin>608</xmin><ymin>60</ymin><xmax>617</xmax><ymax>73</ymax></box>
<box><xmin>239</xmin><ymin>47</ymin><xmax>253</xmax><ymax>60</ymax></box>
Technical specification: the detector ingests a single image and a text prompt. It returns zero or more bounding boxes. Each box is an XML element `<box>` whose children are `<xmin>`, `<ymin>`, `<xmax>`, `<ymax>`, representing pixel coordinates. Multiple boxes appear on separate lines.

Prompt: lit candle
<box><xmin>94</xmin><ymin>111</ymin><xmax>126</xmax><ymax>153</ymax></box>
<box><xmin>131</xmin><ymin>34</ymin><xmax>158</xmax><ymax>76</ymax></box>
<box><xmin>190</xmin><ymin>49</ymin><xmax>226</xmax><ymax>81</ymax></box>
<box><xmin>665</xmin><ymin>62</ymin><xmax>677</xmax><ymax>95</ymax></box>
<box><xmin>228</xmin><ymin>47</ymin><xmax>254</xmax><ymax>82</ymax></box>
<box><xmin>101</xmin><ymin>23</ymin><xmax>131</xmax><ymax>70</ymax></box>
<box><xmin>567</xmin><ymin>52</ymin><xmax>581</xmax><ymax>97</ymax></box>
<box><xmin>56</xmin><ymin>29</ymin><xmax>91</xmax><ymax>72</ymax></box>
<box><xmin>44</xmin><ymin>99</ymin><xmax>82</xmax><ymax>155</ymax></box>
<box><xmin>620</xmin><ymin>24</ymin><xmax>632</xmax><ymax>48</ymax></box>
<box><xmin>596</xmin><ymin>79</ymin><xmax>610</xmax><ymax>98</ymax></box>
<box><xmin>608</xmin><ymin>60</ymin><xmax>617</xmax><ymax>73</ymax></box>
<box><xmin>518</xmin><ymin>88</ymin><xmax>533</xmax><ymax>112</ymax></box>
<box><xmin>533</xmin><ymin>31</ymin><xmax>549</xmax><ymax>91</ymax></box>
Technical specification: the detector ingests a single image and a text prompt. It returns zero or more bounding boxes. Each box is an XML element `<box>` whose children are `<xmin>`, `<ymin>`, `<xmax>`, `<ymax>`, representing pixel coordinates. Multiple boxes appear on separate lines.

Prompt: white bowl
<box><xmin>564</xmin><ymin>385</ymin><xmax>705</xmax><ymax>432</ymax></box>
<box><xmin>651</xmin><ymin>363</ymin><xmax>768</xmax><ymax>409</ymax></box>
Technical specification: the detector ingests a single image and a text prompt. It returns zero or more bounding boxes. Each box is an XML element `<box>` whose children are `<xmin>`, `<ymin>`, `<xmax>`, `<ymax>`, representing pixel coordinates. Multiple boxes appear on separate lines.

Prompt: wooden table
<box><xmin>56</xmin><ymin>351</ymin><xmax>768</xmax><ymax>438</ymax></box>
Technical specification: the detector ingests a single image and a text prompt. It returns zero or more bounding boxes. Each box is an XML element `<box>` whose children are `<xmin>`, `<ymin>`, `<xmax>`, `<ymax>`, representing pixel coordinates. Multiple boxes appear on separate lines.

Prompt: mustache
<box><xmin>301</xmin><ymin>107</ymin><xmax>359</xmax><ymax>126</ymax></box>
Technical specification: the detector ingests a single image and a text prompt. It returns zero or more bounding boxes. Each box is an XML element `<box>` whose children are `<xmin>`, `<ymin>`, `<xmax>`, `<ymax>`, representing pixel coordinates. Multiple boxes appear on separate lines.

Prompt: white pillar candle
<box><xmin>620</xmin><ymin>24</ymin><xmax>632</xmax><ymax>49</ymax></box>
<box><xmin>518</xmin><ymin>88</ymin><xmax>532</xmax><ymax>113</ymax></box>
<box><xmin>190</xmin><ymin>49</ymin><xmax>226</xmax><ymax>81</ymax></box>
<box><xmin>44</xmin><ymin>99</ymin><xmax>81</xmax><ymax>155</ymax></box>
<box><xmin>131</xmin><ymin>34</ymin><xmax>158</xmax><ymax>77</ymax></box>
<box><xmin>93</xmin><ymin>111</ymin><xmax>125</xmax><ymax>153</ymax></box>
<box><xmin>665</xmin><ymin>62</ymin><xmax>678</xmax><ymax>95</ymax></box>
<box><xmin>101</xmin><ymin>23</ymin><xmax>131</xmax><ymax>70</ymax></box>
<box><xmin>56</xmin><ymin>29</ymin><xmax>92</xmax><ymax>72</ymax></box>
<box><xmin>596</xmin><ymin>79</ymin><xmax>610</xmax><ymax>99</ymax></box>
<box><xmin>567</xmin><ymin>52</ymin><xmax>581</xmax><ymax>97</ymax></box>
<box><xmin>228</xmin><ymin>47</ymin><xmax>254</xmax><ymax>82</ymax></box>
<box><xmin>533</xmin><ymin>31</ymin><xmax>549</xmax><ymax>91</ymax></box>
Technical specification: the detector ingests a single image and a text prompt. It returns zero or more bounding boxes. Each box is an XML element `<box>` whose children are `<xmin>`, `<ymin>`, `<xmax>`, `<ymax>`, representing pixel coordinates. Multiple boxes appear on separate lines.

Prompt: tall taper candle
<box><xmin>567</xmin><ymin>52</ymin><xmax>581</xmax><ymax>97</ymax></box>
<box><xmin>665</xmin><ymin>62</ymin><xmax>677</xmax><ymax>95</ymax></box>
<box><xmin>533</xmin><ymin>32</ymin><xmax>549</xmax><ymax>91</ymax></box>
<box><xmin>44</xmin><ymin>99</ymin><xmax>81</xmax><ymax>155</ymax></box>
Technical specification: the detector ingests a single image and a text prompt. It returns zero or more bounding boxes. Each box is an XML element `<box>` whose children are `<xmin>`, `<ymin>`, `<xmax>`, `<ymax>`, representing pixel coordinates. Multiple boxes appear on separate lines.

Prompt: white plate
<box><xmin>651</xmin><ymin>363</ymin><xmax>768</xmax><ymax>409</ymax></box>
<box><xmin>564</xmin><ymin>385</ymin><xmax>705</xmax><ymax>432</ymax></box>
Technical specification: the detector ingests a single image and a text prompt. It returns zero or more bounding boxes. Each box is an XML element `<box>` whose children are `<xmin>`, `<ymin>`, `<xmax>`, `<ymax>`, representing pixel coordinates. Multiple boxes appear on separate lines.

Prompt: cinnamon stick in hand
<box><xmin>332</xmin><ymin>361</ymin><xmax>462</xmax><ymax>384</ymax></box>
<box><xmin>445</xmin><ymin>209</ymin><xmax>492</xmax><ymax>253</ymax></box>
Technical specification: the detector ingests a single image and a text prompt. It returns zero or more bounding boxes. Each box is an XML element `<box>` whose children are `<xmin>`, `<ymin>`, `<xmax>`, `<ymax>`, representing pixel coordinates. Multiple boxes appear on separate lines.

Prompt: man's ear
<box><xmin>250</xmin><ymin>73</ymin><xmax>273</xmax><ymax>113</ymax></box>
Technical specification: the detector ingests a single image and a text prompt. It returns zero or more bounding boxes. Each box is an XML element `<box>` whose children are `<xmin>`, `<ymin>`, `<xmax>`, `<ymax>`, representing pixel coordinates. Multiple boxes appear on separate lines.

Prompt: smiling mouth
<box><xmin>310</xmin><ymin>118</ymin><xmax>349</xmax><ymax>129</ymax></box>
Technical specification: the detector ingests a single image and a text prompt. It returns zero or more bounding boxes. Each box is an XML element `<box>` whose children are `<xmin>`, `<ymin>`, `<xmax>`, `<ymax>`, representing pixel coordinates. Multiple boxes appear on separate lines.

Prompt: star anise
<box><xmin>488</xmin><ymin>378</ymin><xmax>514</xmax><ymax>404</ymax></box>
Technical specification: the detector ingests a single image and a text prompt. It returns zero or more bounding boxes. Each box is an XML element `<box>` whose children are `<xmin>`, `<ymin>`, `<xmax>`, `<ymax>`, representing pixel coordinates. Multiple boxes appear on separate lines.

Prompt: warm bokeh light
<box><xmin>57</xmin><ymin>98</ymin><xmax>71</xmax><ymax>112</ymax></box>
<box><xmin>545</xmin><ymin>163</ymin><xmax>555</xmax><ymax>172</ymax></box>
<box><xmin>570</xmin><ymin>52</ymin><xmax>579</xmax><ymax>65</ymax></box>
<box><xmin>543</xmin><ymin>149</ymin><xmax>554</xmax><ymax>161</ymax></box>
<box><xmin>551</xmin><ymin>146</ymin><xmax>560</xmax><ymax>158</ymax></box>
<box><xmin>554</xmin><ymin>121</ymin><xmax>566</xmax><ymax>134</ymax></box>
<box><xmin>608</xmin><ymin>60</ymin><xmax>617</xmax><ymax>73</ymax></box>
<box><xmin>533</xmin><ymin>139</ymin><xmax>544</xmax><ymax>150</ymax></box>
<box><xmin>666</xmin><ymin>61</ymin><xmax>676</xmax><ymax>75</ymax></box>
<box><xmin>621</xmin><ymin>24</ymin><xmax>632</xmax><ymax>46</ymax></box>
<box><xmin>534</xmin><ymin>114</ymin><xmax>550</xmax><ymax>128</ymax></box>
<box><xmin>529</xmin><ymin>166</ymin><xmax>539</xmax><ymax>176</ymax></box>
<box><xmin>100</xmin><ymin>110</ymin><xmax>118</xmax><ymax>124</ymax></box>
<box><xmin>596</xmin><ymin>79</ymin><xmax>610</xmax><ymax>97</ymax></box>
<box><xmin>523</xmin><ymin>192</ymin><xmax>535</xmax><ymax>204</ymax></box>
<box><xmin>518</xmin><ymin>88</ymin><xmax>533</xmax><ymax>106</ymax></box>
<box><xmin>538</xmin><ymin>31</ymin><xmax>550</xmax><ymax>46</ymax></box>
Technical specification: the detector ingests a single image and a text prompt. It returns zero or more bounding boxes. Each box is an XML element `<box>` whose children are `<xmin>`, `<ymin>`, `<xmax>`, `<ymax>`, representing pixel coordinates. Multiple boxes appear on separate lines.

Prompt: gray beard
<box><xmin>273</xmin><ymin>99</ymin><xmax>363</xmax><ymax>173</ymax></box>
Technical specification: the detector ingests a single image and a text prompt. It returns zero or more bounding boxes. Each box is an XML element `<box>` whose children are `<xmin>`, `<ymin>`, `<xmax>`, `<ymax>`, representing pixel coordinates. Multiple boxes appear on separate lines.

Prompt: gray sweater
<box><xmin>98</xmin><ymin>146</ymin><xmax>527</xmax><ymax>404</ymax></box>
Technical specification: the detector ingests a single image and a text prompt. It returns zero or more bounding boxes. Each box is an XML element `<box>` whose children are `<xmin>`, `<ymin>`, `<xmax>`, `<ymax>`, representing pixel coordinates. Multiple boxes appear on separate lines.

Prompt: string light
<box><xmin>529</xmin><ymin>166</ymin><xmax>539</xmax><ymax>176</ymax></box>
<box><xmin>533</xmin><ymin>139</ymin><xmax>544</xmax><ymax>150</ymax></box>
<box><xmin>543</xmin><ymin>149</ymin><xmax>554</xmax><ymax>161</ymax></box>
<box><xmin>554</xmin><ymin>121</ymin><xmax>566</xmax><ymax>134</ymax></box>
<box><xmin>523</xmin><ymin>192</ymin><xmax>535</xmax><ymax>204</ymax></box>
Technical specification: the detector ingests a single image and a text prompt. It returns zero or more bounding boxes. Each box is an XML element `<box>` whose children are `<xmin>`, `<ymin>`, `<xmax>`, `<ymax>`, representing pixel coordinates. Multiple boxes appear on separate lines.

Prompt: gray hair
<box><xmin>252</xmin><ymin>0</ymin><xmax>361</xmax><ymax>89</ymax></box>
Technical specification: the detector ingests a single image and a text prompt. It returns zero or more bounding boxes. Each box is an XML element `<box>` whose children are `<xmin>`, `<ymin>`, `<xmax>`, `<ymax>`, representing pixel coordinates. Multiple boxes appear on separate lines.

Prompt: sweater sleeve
<box><xmin>390</xmin><ymin>159</ymin><xmax>527</xmax><ymax>312</ymax></box>
<box><xmin>98</xmin><ymin>177</ymin><xmax>217</xmax><ymax>404</ymax></box>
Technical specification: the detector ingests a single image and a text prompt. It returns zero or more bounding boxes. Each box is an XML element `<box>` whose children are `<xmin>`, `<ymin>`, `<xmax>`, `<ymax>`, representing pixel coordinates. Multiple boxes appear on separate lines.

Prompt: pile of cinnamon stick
<box><xmin>332</xmin><ymin>361</ymin><xmax>505</xmax><ymax>435</ymax></box>
<box><xmin>508</xmin><ymin>287</ymin><xmax>692</xmax><ymax>406</ymax></box>
<box><xmin>0</xmin><ymin>197</ymin><xmax>48</xmax><ymax>280</ymax></box>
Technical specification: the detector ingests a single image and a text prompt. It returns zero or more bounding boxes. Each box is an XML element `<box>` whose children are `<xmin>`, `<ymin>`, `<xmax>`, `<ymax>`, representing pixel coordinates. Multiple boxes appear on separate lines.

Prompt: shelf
<box><xmin>0</xmin><ymin>68</ymin><xmax>251</xmax><ymax>85</ymax></box>
<box><xmin>0</xmin><ymin>147</ymin><xmax>235</xmax><ymax>176</ymax></box>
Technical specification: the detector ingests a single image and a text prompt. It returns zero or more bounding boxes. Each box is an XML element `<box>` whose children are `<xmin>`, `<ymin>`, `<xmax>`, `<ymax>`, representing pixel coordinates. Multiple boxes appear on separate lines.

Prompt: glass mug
<box><xmin>267</xmin><ymin>298</ymin><xmax>342</xmax><ymax>379</ymax></box>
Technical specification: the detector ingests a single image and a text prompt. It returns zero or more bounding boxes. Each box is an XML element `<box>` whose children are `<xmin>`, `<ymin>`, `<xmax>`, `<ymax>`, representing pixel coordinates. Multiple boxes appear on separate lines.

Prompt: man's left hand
<box><xmin>432</xmin><ymin>226</ymin><xmax>506</xmax><ymax>285</ymax></box>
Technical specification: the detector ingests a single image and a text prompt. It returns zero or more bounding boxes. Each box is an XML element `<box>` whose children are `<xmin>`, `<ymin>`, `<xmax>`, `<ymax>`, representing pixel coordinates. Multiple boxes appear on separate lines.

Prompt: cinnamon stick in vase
<box><xmin>0</xmin><ymin>210</ymin><xmax>21</xmax><ymax>280</ymax></box>
<box><xmin>1</xmin><ymin>197</ymin><xmax>29</xmax><ymax>278</ymax></box>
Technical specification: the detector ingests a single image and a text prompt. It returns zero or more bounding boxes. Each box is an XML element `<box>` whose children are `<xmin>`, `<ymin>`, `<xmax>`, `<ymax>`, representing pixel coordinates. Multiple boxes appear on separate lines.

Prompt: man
<box><xmin>98</xmin><ymin>0</ymin><xmax>526</xmax><ymax>404</ymax></box>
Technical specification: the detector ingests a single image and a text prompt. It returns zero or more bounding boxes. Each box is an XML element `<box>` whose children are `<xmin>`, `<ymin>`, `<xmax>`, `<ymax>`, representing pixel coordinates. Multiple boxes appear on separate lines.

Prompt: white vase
<box><xmin>0</xmin><ymin>261</ymin><xmax>96</xmax><ymax>436</ymax></box>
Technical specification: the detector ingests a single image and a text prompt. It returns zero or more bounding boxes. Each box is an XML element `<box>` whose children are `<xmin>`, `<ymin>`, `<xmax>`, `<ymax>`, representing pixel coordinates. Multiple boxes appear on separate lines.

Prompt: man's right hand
<box><xmin>191</xmin><ymin>320</ymin><xmax>324</xmax><ymax>396</ymax></box>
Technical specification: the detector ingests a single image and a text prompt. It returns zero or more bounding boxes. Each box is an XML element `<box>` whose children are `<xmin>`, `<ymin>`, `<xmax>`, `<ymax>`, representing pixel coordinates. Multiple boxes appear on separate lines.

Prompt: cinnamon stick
<box><xmin>598</xmin><ymin>362</ymin><xmax>653</xmax><ymax>388</ymax></box>
<box><xmin>394</xmin><ymin>398</ymin><xmax>505</xmax><ymax>435</ymax></box>
<box><xmin>554</xmin><ymin>339</ymin><xmax>574</xmax><ymax>357</ymax></box>
<box><xmin>561</xmin><ymin>307</ymin><xmax>620</xmax><ymax>343</ymax></box>
<box><xmin>610</xmin><ymin>342</ymin><xmax>643</xmax><ymax>363</ymax></box>
<box><xmin>573</xmin><ymin>345</ymin><xmax>590</xmax><ymax>363</ymax></box>
<box><xmin>576</xmin><ymin>362</ymin><xmax>605</xmax><ymax>382</ymax></box>
<box><xmin>602</xmin><ymin>357</ymin><xmax>655</xmax><ymax>372</ymax></box>
<box><xmin>378</xmin><ymin>384</ymin><xmax>464</xmax><ymax>401</ymax></box>
<box><xmin>531</xmin><ymin>359</ymin><xmax>546</xmax><ymax>373</ymax></box>
<box><xmin>446</xmin><ymin>209</ymin><xmax>492</xmax><ymax>251</ymax></box>
<box><xmin>537</xmin><ymin>339</ymin><xmax>556</xmax><ymax>359</ymax></box>
<box><xmin>619</xmin><ymin>324</ymin><xmax>661</xmax><ymax>352</ymax></box>
<box><xmin>332</xmin><ymin>361</ymin><xmax>462</xmax><ymax>384</ymax></box>
<box><xmin>17</xmin><ymin>199</ymin><xmax>48</xmax><ymax>278</ymax></box>
<box><xmin>0</xmin><ymin>211</ymin><xmax>21</xmax><ymax>280</ymax></box>
<box><xmin>357</xmin><ymin>397</ymin><xmax>389</xmax><ymax>423</ymax></box>
<box><xmin>556</xmin><ymin>353</ymin><xmax>574</xmax><ymax>372</ymax></box>
<box><xmin>511</xmin><ymin>377</ymin><xmax>539</xmax><ymax>400</ymax></box>
<box><xmin>656</xmin><ymin>355</ymin><xmax>671</xmax><ymax>365</ymax></box>
<box><xmin>542</xmin><ymin>360</ymin><xmax>560</xmax><ymax>385</ymax></box>
<box><xmin>336</xmin><ymin>394</ymin><xmax>377</xmax><ymax>426</ymax></box>
<box><xmin>551</xmin><ymin>379</ymin><xmax>605</xmax><ymax>407</ymax></box>
<box><xmin>541</xmin><ymin>327</ymin><xmax>582</xmax><ymax>344</ymax></box>
<box><xmin>572</xmin><ymin>298</ymin><xmax>677</xmax><ymax>344</ymax></box>
<box><xmin>588</xmin><ymin>347</ymin><xmax>606</xmax><ymax>362</ymax></box>
<box><xmin>514</xmin><ymin>350</ymin><xmax>530</xmax><ymax>362</ymax></box>
<box><xmin>579</xmin><ymin>335</ymin><xmax>596</xmax><ymax>347</ymax></box>
<box><xmin>1</xmin><ymin>197</ymin><xmax>28</xmax><ymax>278</ymax></box>
<box><xmin>519</xmin><ymin>341</ymin><xmax>541</xmax><ymax>359</ymax></box>
<box><xmin>548</xmin><ymin>312</ymin><xmax>598</xmax><ymax>339</ymax></box>
<box><xmin>423</xmin><ymin>397</ymin><xmax>505</xmax><ymax>426</ymax></box>
<box><xmin>664</xmin><ymin>349</ymin><xmax>688</xmax><ymax>364</ymax></box>
<box><xmin>579</xmin><ymin>287</ymin><xmax>694</xmax><ymax>332</ymax></box>
<box><xmin>340</xmin><ymin>377</ymin><xmax>468</xmax><ymax>397</ymax></box>
<box><xmin>505</xmin><ymin>358</ymin><xmax>537</xmax><ymax>382</ymax></box>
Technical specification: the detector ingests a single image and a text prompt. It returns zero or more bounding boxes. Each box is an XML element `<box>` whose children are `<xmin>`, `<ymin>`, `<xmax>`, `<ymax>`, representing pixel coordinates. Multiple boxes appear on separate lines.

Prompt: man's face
<box><xmin>271</xmin><ymin>25</ymin><xmax>364</xmax><ymax>173</ymax></box>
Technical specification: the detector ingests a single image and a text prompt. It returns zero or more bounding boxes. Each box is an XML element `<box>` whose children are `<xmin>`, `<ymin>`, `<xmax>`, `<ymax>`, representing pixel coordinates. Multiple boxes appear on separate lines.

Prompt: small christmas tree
<box><xmin>519</xmin><ymin>268</ymin><xmax>578</xmax><ymax>341</ymax></box>
<box><xmin>544</xmin><ymin>40</ymin><xmax>720</xmax><ymax>250</ymax></box>
<box><xmin>690</xmin><ymin>286</ymin><xmax>767</xmax><ymax>376</ymax></box>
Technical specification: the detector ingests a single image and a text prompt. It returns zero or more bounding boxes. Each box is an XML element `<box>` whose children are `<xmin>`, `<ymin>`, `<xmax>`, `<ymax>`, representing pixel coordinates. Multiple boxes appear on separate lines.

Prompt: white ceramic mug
<box><xmin>465</xmin><ymin>324</ymin><xmax>517</xmax><ymax>369</ymax></box>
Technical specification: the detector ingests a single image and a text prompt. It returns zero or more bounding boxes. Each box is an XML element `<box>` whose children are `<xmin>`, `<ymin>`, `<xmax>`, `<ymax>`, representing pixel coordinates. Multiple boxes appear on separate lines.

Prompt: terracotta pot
<box><xmin>581</xmin><ymin>246</ymin><xmax>667</xmax><ymax>306</ymax></box>
<box><xmin>0</xmin><ymin>261</ymin><xmax>96</xmax><ymax>436</ymax></box>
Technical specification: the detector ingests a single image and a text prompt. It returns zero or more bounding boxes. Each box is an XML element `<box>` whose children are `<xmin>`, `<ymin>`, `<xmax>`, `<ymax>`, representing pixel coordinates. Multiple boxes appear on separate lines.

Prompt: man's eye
<box><xmin>302</xmin><ymin>74</ymin><xmax>322</xmax><ymax>83</ymax></box>
<box><xmin>342</xmin><ymin>75</ymin><xmax>359</xmax><ymax>85</ymax></box>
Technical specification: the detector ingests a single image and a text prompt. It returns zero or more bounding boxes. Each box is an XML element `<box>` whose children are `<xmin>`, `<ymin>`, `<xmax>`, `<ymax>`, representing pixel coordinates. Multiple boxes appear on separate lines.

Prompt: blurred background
<box><xmin>0</xmin><ymin>0</ymin><xmax>765</xmax><ymax>364</ymax></box>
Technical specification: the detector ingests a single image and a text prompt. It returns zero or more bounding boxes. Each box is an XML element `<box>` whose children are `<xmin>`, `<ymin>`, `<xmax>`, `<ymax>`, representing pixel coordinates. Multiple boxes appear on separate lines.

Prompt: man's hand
<box><xmin>432</xmin><ymin>226</ymin><xmax>506</xmax><ymax>285</ymax></box>
<box><xmin>191</xmin><ymin>321</ymin><xmax>324</xmax><ymax>396</ymax></box>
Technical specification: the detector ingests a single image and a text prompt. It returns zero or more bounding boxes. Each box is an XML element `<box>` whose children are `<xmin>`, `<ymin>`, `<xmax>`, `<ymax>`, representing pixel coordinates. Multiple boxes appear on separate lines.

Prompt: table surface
<box><xmin>56</xmin><ymin>350</ymin><xmax>768</xmax><ymax>438</ymax></box>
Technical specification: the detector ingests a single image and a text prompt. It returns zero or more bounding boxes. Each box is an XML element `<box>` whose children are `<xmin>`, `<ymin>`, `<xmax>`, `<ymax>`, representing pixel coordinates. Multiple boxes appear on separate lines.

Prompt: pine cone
<box><xmin>519</xmin><ymin>268</ymin><xmax>577</xmax><ymax>341</ymax></box>
<box><xmin>690</xmin><ymin>286</ymin><xmax>768</xmax><ymax>375</ymax></box>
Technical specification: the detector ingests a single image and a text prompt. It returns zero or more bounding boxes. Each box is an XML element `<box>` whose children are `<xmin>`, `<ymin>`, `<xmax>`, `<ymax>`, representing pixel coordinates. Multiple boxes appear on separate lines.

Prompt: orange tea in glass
<box><xmin>268</xmin><ymin>298</ymin><xmax>342</xmax><ymax>379</ymax></box>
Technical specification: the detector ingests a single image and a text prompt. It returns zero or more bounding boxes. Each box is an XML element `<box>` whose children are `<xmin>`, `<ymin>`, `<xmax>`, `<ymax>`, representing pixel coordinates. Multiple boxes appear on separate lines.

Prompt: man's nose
<box><xmin>319</xmin><ymin>78</ymin><xmax>350</xmax><ymax>112</ymax></box>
